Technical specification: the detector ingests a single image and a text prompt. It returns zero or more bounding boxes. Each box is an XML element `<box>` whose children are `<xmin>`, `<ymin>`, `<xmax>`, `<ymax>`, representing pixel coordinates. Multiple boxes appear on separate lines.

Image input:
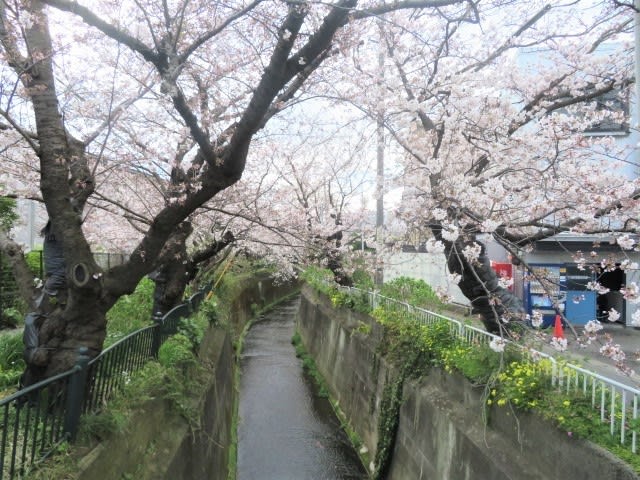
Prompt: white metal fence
<box><xmin>340</xmin><ymin>286</ymin><xmax>640</xmax><ymax>455</ymax></box>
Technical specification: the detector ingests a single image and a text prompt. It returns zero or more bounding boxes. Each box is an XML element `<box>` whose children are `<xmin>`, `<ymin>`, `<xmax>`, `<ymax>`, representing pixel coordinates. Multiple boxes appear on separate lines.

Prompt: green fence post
<box><xmin>151</xmin><ymin>312</ymin><xmax>163</xmax><ymax>358</ymax></box>
<box><xmin>64</xmin><ymin>347</ymin><xmax>90</xmax><ymax>442</ymax></box>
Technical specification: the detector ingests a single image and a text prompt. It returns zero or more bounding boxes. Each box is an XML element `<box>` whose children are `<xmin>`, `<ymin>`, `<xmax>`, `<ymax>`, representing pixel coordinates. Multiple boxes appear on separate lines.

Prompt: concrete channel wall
<box><xmin>77</xmin><ymin>277</ymin><xmax>298</xmax><ymax>480</ymax></box>
<box><xmin>296</xmin><ymin>285</ymin><xmax>639</xmax><ymax>480</ymax></box>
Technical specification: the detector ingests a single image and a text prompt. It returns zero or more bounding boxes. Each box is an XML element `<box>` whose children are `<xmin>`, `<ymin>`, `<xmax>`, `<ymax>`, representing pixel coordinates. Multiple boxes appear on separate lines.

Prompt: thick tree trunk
<box><xmin>327</xmin><ymin>230</ymin><xmax>350</xmax><ymax>286</ymax></box>
<box><xmin>326</xmin><ymin>248</ymin><xmax>352</xmax><ymax>286</ymax></box>
<box><xmin>150</xmin><ymin>226</ymin><xmax>235</xmax><ymax>317</ymax></box>
<box><xmin>38</xmin><ymin>307</ymin><xmax>107</xmax><ymax>378</ymax></box>
<box><xmin>149</xmin><ymin>223</ymin><xmax>193</xmax><ymax>317</ymax></box>
<box><xmin>430</xmin><ymin>223</ymin><xmax>525</xmax><ymax>334</ymax></box>
<box><xmin>4</xmin><ymin>2</ymin><xmax>105</xmax><ymax>377</ymax></box>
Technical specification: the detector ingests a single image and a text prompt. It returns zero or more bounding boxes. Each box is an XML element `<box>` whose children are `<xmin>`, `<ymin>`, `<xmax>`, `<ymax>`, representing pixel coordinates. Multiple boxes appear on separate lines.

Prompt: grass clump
<box><xmin>105</xmin><ymin>278</ymin><xmax>155</xmax><ymax>345</ymax></box>
<box><xmin>159</xmin><ymin>334</ymin><xmax>197</xmax><ymax>370</ymax></box>
<box><xmin>0</xmin><ymin>331</ymin><xmax>25</xmax><ymax>393</ymax></box>
<box><xmin>20</xmin><ymin>442</ymin><xmax>77</xmax><ymax>480</ymax></box>
<box><xmin>291</xmin><ymin>331</ymin><xmax>329</xmax><ymax>398</ymax></box>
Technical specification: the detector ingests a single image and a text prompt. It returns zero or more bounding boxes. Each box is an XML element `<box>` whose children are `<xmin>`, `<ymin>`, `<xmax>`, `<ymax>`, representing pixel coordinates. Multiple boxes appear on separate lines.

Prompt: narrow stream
<box><xmin>237</xmin><ymin>296</ymin><xmax>368</xmax><ymax>480</ymax></box>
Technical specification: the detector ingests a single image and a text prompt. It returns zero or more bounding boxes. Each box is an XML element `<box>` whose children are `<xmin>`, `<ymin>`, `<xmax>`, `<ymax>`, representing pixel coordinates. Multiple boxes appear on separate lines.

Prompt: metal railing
<box><xmin>1</xmin><ymin>370</ymin><xmax>75</xmax><ymax>479</ymax></box>
<box><xmin>92</xmin><ymin>253</ymin><xmax>130</xmax><ymax>271</ymax></box>
<box><xmin>0</xmin><ymin>284</ymin><xmax>211</xmax><ymax>479</ymax></box>
<box><xmin>341</xmin><ymin>286</ymin><xmax>640</xmax><ymax>456</ymax></box>
<box><xmin>83</xmin><ymin>327</ymin><xmax>155</xmax><ymax>415</ymax></box>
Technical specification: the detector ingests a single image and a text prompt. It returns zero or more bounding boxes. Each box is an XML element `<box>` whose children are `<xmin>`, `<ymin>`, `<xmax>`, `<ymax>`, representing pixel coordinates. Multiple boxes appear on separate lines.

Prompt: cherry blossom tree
<box><xmin>329</xmin><ymin>0</ymin><xmax>638</xmax><ymax>335</ymax></box>
<box><xmin>254</xmin><ymin>113</ymin><xmax>373</xmax><ymax>283</ymax></box>
<box><xmin>0</xmin><ymin>0</ymin><xmax>472</xmax><ymax>376</ymax></box>
<box><xmin>184</xmin><ymin>109</ymin><xmax>374</xmax><ymax>283</ymax></box>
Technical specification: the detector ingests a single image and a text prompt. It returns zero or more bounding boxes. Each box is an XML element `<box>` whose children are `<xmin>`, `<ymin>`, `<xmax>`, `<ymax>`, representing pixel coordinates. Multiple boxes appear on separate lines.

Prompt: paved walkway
<box><xmin>443</xmin><ymin>307</ymin><xmax>640</xmax><ymax>391</ymax></box>
<box><xmin>555</xmin><ymin>322</ymin><xmax>640</xmax><ymax>390</ymax></box>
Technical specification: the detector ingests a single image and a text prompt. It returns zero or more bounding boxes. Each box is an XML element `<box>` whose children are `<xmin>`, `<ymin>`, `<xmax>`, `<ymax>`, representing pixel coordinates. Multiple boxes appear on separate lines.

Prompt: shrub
<box><xmin>2</xmin><ymin>306</ymin><xmax>23</xmax><ymax>326</ymax></box>
<box><xmin>301</xmin><ymin>266</ymin><xmax>336</xmax><ymax>296</ymax></box>
<box><xmin>25</xmin><ymin>250</ymin><xmax>43</xmax><ymax>277</ymax></box>
<box><xmin>488</xmin><ymin>360</ymin><xmax>550</xmax><ymax>409</ymax></box>
<box><xmin>178</xmin><ymin>312</ymin><xmax>209</xmax><ymax>353</ymax></box>
<box><xmin>158</xmin><ymin>333</ymin><xmax>197</xmax><ymax>369</ymax></box>
<box><xmin>379</xmin><ymin>277</ymin><xmax>442</xmax><ymax>309</ymax></box>
<box><xmin>198</xmin><ymin>295</ymin><xmax>219</xmax><ymax>325</ymax></box>
<box><xmin>352</xmin><ymin>269</ymin><xmax>374</xmax><ymax>289</ymax></box>
<box><xmin>0</xmin><ymin>197</ymin><xmax>18</xmax><ymax>231</ymax></box>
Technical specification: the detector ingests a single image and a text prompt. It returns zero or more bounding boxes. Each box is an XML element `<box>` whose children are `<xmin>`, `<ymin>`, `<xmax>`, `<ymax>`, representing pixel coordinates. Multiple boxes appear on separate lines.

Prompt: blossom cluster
<box><xmin>550</xmin><ymin>336</ymin><xmax>568</xmax><ymax>352</ymax></box>
<box><xmin>489</xmin><ymin>336</ymin><xmax>507</xmax><ymax>353</ymax></box>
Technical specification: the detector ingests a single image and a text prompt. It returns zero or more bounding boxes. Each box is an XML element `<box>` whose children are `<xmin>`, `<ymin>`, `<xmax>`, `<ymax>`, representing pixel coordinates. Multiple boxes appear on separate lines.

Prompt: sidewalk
<box><xmin>541</xmin><ymin>321</ymin><xmax>640</xmax><ymax>391</ymax></box>
<box><xmin>380</xmin><ymin>298</ymin><xmax>640</xmax><ymax>392</ymax></box>
<box><xmin>441</xmin><ymin>306</ymin><xmax>640</xmax><ymax>391</ymax></box>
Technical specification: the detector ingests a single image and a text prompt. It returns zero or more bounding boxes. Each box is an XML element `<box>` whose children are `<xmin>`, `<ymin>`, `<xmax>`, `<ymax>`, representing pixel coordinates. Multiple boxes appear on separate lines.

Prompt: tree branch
<box><xmin>191</xmin><ymin>231</ymin><xmax>235</xmax><ymax>265</ymax></box>
<box><xmin>0</xmin><ymin>230</ymin><xmax>36</xmax><ymax>310</ymax></box>
<box><xmin>42</xmin><ymin>0</ymin><xmax>160</xmax><ymax>66</ymax></box>
<box><xmin>178</xmin><ymin>0</ymin><xmax>265</xmax><ymax>64</ymax></box>
<box><xmin>352</xmin><ymin>0</ymin><xmax>468</xmax><ymax>19</ymax></box>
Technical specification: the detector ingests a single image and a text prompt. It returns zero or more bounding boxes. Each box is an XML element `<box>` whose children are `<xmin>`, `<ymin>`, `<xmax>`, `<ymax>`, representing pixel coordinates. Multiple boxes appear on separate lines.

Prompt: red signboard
<box><xmin>491</xmin><ymin>262</ymin><xmax>513</xmax><ymax>290</ymax></box>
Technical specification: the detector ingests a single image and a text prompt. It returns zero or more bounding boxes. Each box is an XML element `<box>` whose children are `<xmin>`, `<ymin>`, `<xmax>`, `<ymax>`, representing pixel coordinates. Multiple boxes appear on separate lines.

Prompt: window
<box><xmin>583</xmin><ymin>88</ymin><xmax>629</xmax><ymax>134</ymax></box>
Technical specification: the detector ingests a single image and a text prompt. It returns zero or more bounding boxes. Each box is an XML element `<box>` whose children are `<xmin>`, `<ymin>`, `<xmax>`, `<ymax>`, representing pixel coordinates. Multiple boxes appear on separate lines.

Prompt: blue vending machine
<box><xmin>564</xmin><ymin>291</ymin><xmax>596</xmax><ymax>324</ymax></box>
<box><xmin>524</xmin><ymin>264</ymin><xmax>596</xmax><ymax>327</ymax></box>
<box><xmin>562</xmin><ymin>264</ymin><xmax>596</xmax><ymax>325</ymax></box>
<box><xmin>524</xmin><ymin>264</ymin><xmax>561</xmax><ymax>328</ymax></box>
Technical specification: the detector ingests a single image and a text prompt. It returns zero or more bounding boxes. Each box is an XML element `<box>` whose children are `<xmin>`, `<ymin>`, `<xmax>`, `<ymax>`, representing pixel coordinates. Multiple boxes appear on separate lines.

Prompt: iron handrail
<box><xmin>0</xmin><ymin>368</ymin><xmax>79</xmax><ymax>406</ymax></box>
<box><xmin>92</xmin><ymin>325</ymin><xmax>155</xmax><ymax>359</ymax></box>
<box><xmin>0</xmin><ymin>367</ymin><xmax>78</xmax><ymax>479</ymax></box>
<box><xmin>0</xmin><ymin>283</ymin><xmax>211</xmax><ymax>479</ymax></box>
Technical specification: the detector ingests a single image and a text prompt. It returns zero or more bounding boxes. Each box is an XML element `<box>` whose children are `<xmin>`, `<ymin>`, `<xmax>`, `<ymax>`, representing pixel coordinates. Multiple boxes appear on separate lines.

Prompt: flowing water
<box><xmin>236</xmin><ymin>297</ymin><xmax>368</xmax><ymax>480</ymax></box>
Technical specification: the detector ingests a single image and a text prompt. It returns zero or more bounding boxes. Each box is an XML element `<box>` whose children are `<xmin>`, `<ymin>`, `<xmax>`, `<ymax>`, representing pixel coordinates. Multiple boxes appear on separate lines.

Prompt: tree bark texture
<box><xmin>430</xmin><ymin>223</ymin><xmax>526</xmax><ymax>334</ymax></box>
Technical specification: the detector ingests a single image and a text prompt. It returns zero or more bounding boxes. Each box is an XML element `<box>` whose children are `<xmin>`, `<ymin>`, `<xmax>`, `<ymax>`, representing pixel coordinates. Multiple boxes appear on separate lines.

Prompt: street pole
<box><xmin>375</xmin><ymin>31</ymin><xmax>385</xmax><ymax>286</ymax></box>
<box><xmin>635</xmin><ymin>0</ymin><xmax>640</xmax><ymax>147</ymax></box>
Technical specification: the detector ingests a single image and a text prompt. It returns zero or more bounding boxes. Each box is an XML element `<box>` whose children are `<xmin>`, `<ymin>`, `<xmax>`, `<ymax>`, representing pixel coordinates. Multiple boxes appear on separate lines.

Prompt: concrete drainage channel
<box><xmin>236</xmin><ymin>296</ymin><xmax>367</xmax><ymax>480</ymax></box>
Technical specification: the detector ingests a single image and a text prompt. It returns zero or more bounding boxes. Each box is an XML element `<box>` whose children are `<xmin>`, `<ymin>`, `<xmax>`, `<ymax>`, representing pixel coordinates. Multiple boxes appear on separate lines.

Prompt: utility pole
<box><xmin>375</xmin><ymin>28</ymin><xmax>385</xmax><ymax>286</ymax></box>
<box><xmin>28</xmin><ymin>200</ymin><xmax>35</xmax><ymax>250</ymax></box>
<box><xmin>633</xmin><ymin>0</ymin><xmax>640</xmax><ymax>328</ymax></box>
<box><xmin>635</xmin><ymin>0</ymin><xmax>640</xmax><ymax>145</ymax></box>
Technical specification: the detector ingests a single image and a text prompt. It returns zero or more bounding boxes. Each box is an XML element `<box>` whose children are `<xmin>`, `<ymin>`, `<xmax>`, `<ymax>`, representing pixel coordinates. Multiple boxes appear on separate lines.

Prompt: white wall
<box><xmin>383</xmin><ymin>251</ymin><xmax>470</xmax><ymax>306</ymax></box>
<box><xmin>12</xmin><ymin>199</ymin><xmax>47</xmax><ymax>251</ymax></box>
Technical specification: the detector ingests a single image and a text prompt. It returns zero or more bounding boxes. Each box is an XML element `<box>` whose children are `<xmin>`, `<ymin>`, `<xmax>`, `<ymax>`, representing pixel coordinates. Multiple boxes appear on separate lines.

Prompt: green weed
<box><xmin>291</xmin><ymin>331</ymin><xmax>329</xmax><ymax>398</ymax></box>
<box><xmin>105</xmin><ymin>278</ymin><xmax>155</xmax><ymax>345</ymax></box>
<box><xmin>0</xmin><ymin>332</ymin><xmax>25</xmax><ymax>392</ymax></box>
<box><xmin>158</xmin><ymin>334</ymin><xmax>197</xmax><ymax>369</ymax></box>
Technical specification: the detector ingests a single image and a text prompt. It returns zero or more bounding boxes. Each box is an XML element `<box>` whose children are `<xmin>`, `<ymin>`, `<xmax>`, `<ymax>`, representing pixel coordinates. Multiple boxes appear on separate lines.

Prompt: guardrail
<box><xmin>341</xmin><ymin>286</ymin><xmax>640</xmax><ymax>456</ymax></box>
<box><xmin>0</xmin><ymin>287</ymin><xmax>210</xmax><ymax>479</ymax></box>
